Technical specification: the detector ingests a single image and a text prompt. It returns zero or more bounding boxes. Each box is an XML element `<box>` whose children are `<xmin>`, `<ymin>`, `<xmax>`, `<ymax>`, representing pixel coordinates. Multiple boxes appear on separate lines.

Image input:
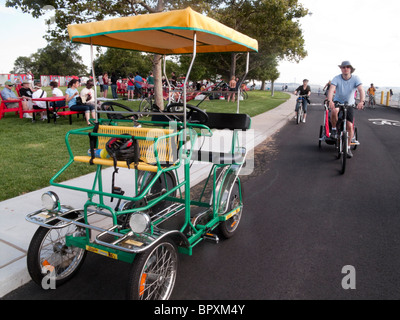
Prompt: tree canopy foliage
<box><xmin>12</xmin><ymin>41</ymin><xmax>87</xmax><ymax>75</ymax></box>
<box><xmin>7</xmin><ymin>0</ymin><xmax>309</xmax><ymax>86</ymax></box>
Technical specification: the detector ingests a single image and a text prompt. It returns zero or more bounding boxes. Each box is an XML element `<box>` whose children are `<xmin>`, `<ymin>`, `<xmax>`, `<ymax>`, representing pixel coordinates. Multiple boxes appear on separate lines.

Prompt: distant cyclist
<box><xmin>294</xmin><ymin>79</ymin><xmax>311</xmax><ymax>123</ymax></box>
<box><xmin>326</xmin><ymin>61</ymin><xmax>365</xmax><ymax>158</ymax></box>
<box><xmin>367</xmin><ymin>83</ymin><xmax>376</xmax><ymax>107</ymax></box>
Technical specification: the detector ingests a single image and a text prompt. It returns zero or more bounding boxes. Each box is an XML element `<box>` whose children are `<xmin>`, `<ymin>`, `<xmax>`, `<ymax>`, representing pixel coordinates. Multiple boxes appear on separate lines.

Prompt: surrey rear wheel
<box><xmin>218</xmin><ymin>180</ymin><xmax>243</xmax><ymax>239</ymax></box>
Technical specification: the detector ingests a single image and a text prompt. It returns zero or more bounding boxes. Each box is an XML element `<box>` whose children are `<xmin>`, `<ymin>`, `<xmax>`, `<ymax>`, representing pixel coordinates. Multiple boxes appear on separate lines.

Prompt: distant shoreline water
<box><xmin>258</xmin><ymin>82</ymin><xmax>400</xmax><ymax>103</ymax></box>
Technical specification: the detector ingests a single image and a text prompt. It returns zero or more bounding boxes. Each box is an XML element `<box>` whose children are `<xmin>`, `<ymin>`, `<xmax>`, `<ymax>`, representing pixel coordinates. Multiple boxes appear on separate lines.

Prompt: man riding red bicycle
<box><xmin>326</xmin><ymin>61</ymin><xmax>365</xmax><ymax>158</ymax></box>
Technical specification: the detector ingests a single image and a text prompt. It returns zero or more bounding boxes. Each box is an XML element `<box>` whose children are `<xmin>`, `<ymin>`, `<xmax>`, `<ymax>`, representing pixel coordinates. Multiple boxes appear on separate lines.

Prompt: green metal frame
<box><xmin>26</xmin><ymin>116</ymin><xmax>246</xmax><ymax>260</ymax></box>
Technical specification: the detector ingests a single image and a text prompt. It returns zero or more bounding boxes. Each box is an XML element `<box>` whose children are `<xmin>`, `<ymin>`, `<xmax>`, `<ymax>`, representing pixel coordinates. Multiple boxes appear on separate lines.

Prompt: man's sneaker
<box><xmin>302</xmin><ymin>118</ymin><xmax>306</xmax><ymax>123</ymax></box>
<box><xmin>347</xmin><ymin>149</ymin><xmax>353</xmax><ymax>158</ymax></box>
<box><xmin>330</xmin><ymin>130</ymin><xmax>337</xmax><ymax>139</ymax></box>
<box><xmin>351</xmin><ymin>137</ymin><xmax>360</xmax><ymax>145</ymax></box>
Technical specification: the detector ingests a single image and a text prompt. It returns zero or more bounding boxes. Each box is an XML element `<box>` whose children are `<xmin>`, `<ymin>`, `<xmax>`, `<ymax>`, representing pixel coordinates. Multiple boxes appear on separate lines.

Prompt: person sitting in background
<box><xmin>65</xmin><ymin>78</ymin><xmax>95</xmax><ymax>125</ymax></box>
<box><xmin>50</xmin><ymin>81</ymin><xmax>63</xmax><ymax>98</ymax></box>
<box><xmin>1</xmin><ymin>80</ymin><xmax>20</xmax><ymax>110</ymax></box>
<box><xmin>80</xmin><ymin>79</ymin><xmax>96</xmax><ymax>108</ymax></box>
<box><xmin>19</xmin><ymin>81</ymin><xmax>34</xmax><ymax>118</ymax></box>
<box><xmin>32</xmin><ymin>83</ymin><xmax>48</xmax><ymax>121</ymax></box>
<box><xmin>49</xmin><ymin>81</ymin><xmax>66</xmax><ymax>112</ymax></box>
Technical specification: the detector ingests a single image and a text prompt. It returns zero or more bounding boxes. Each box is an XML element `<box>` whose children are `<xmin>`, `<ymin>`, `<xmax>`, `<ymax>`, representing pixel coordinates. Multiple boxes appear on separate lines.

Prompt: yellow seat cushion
<box><xmin>75</xmin><ymin>125</ymin><xmax>177</xmax><ymax>172</ymax></box>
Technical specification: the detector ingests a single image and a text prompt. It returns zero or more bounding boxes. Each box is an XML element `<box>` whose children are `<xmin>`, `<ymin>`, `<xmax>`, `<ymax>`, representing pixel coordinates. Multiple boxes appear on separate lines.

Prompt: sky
<box><xmin>277</xmin><ymin>0</ymin><xmax>400</xmax><ymax>88</ymax></box>
<box><xmin>1</xmin><ymin>0</ymin><xmax>400</xmax><ymax>88</ymax></box>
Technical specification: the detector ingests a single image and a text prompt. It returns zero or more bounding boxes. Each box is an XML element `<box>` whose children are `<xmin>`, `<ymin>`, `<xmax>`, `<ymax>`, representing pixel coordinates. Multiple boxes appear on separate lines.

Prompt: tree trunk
<box><xmin>153</xmin><ymin>54</ymin><xmax>164</xmax><ymax>109</ymax></box>
<box><xmin>271</xmin><ymin>81</ymin><xmax>275</xmax><ymax>97</ymax></box>
<box><xmin>230</xmin><ymin>53</ymin><xmax>237</xmax><ymax>78</ymax></box>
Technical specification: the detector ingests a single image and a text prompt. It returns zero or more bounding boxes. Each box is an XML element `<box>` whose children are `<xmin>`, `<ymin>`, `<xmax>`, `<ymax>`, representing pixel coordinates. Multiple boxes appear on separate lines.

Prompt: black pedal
<box><xmin>203</xmin><ymin>232</ymin><xmax>219</xmax><ymax>244</ymax></box>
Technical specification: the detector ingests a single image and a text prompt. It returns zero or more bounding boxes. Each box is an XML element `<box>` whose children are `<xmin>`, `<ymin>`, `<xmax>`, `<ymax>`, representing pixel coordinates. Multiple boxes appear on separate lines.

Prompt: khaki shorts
<box><xmin>5</xmin><ymin>102</ymin><xmax>19</xmax><ymax>109</ymax></box>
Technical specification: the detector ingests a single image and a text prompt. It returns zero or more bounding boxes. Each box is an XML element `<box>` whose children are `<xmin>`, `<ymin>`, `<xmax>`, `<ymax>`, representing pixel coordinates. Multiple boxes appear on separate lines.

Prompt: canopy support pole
<box><xmin>90</xmin><ymin>38</ymin><xmax>98</xmax><ymax>122</ymax></box>
<box><xmin>184</xmin><ymin>32</ymin><xmax>197</xmax><ymax>133</ymax></box>
<box><xmin>180</xmin><ymin>31</ymin><xmax>197</xmax><ymax>235</ymax></box>
<box><xmin>236</xmin><ymin>52</ymin><xmax>250</xmax><ymax>114</ymax></box>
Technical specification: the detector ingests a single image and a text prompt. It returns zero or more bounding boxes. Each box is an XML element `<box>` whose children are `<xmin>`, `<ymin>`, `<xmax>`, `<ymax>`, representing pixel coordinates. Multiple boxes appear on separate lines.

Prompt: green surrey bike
<box><xmin>24</xmin><ymin>8</ymin><xmax>258</xmax><ymax>300</ymax></box>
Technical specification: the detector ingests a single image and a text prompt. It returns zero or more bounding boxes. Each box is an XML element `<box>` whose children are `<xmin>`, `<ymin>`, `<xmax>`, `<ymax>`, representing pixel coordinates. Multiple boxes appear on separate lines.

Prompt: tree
<box><xmin>11</xmin><ymin>56</ymin><xmax>33</xmax><ymax>74</ymax></box>
<box><xmin>93</xmin><ymin>48</ymin><xmax>152</xmax><ymax>78</ymax></box>
<box><xmin>12</xmin><ymin>41</ymin><xmax>87</xmax><ymax>76</ymax></box>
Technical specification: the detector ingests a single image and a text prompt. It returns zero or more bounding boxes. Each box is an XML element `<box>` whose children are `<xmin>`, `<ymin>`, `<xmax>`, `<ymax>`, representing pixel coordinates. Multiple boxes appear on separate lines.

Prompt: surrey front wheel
<box><xmin>27</xmin><ymin>212</ymin><xmax>87</xmax><ymax>288</ymax></box>
<box><xmin>126</xmin><ymin>238</ymin><xmax>178</xmax><ymax>300</ymax></box>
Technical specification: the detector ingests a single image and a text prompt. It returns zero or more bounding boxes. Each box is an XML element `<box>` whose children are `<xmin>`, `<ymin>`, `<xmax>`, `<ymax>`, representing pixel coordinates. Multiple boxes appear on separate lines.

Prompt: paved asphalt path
<box><xmin>3</xmin><ymin>93</ymin><xmax>400</xmax><ymax>300</ymax></box>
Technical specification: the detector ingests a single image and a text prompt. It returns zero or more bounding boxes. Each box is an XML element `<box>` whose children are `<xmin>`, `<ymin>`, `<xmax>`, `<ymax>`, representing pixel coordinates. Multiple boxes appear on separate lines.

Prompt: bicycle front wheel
<box><xmin>341</xmin><ymin>132</ymin><xmax>348</xmax><ymax>174</ymax></box>
<box><xmin>138</xmin><ymin>97</ymin><xmax>152</xmax><ymax>113</ymax></box>
<box><xmin>296</xmin><ymin>106</ymin><xmax>302</xmax><ymax>124</ymax></box>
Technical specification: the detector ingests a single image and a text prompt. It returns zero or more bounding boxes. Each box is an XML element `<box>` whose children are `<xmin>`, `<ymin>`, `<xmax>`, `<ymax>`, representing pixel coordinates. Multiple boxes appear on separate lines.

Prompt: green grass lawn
<box><xmin>0</xmin><ymin>88</ymin><xmax>289</xmax><ymax>201</ymax></box>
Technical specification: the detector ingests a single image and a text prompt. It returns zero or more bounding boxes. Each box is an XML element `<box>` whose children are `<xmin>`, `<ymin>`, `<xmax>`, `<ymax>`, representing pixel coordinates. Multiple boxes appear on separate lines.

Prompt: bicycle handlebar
<box><xmin>334</xmin><ymin>102</ymin><xmax>356</xmax><ymax>108</ymax></box>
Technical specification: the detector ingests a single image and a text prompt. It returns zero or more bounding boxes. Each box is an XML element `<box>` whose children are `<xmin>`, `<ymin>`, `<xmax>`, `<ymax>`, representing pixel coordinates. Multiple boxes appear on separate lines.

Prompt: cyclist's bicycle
<box><xmin>295</xmin><ymin>95</ymin><xmax>308</xmax><ymax>124</ymax></box>
<box><xmin>367</xmin><ymin>94</ymin><xmax>376</xmax><ymax>109</ymax></box>
<box><xmin>334</xmin><ymin>102</ymin><xmax>360</xmax><ymax>174</ymax></box>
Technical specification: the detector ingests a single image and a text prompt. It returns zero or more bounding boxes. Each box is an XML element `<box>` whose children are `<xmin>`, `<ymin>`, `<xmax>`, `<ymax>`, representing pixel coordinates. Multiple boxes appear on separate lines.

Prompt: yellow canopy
<box><xmin>68</xmin><ymin>7</ymin><xmax>258</xmax><ymax>54</ymax></box>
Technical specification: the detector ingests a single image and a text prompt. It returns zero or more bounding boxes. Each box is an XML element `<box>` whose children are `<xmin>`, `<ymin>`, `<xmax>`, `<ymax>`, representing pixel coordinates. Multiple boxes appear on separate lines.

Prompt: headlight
<box><xmin>129</xmin><ymin>212</ymin><xmax>151</xmax><ymax>234</ymax></box>
<box><xmin>41</xmin><ymin>191</ymin><xmax>59</xmax><ymax>211</ymax></box>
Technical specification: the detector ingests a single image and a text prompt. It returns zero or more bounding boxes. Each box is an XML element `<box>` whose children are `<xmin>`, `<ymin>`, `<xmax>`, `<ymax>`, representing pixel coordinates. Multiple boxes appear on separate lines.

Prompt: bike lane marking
<box><xmin>368</xmin><ymin>119</ymin><xmax>400</xmax><ymax>126</ymax></box>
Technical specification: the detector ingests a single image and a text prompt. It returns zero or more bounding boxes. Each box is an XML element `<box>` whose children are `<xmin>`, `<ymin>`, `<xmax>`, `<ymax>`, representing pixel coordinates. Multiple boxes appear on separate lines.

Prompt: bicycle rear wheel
<box><xmin>318</xmin><ymin>125</ymin><xmax>323</xmax><ymax>148</ymax></box>
<box><xmin>100</xmin><ymin>101</ymin><xmax>136</xmax><ymax>120</ymax></box>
